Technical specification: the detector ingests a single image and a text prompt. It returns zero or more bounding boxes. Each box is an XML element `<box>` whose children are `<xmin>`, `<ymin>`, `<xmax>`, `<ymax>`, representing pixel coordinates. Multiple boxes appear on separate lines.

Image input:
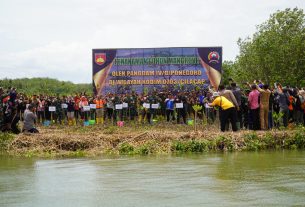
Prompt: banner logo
<box><xmin>208</xmin><ymin>51</ymin><xmax>220</xmax><ymax>64</ymax></box>
<box><xmin>95</xmin><ymin>53</ymin><xmax>106</xmax><ymax>65</ymax></box>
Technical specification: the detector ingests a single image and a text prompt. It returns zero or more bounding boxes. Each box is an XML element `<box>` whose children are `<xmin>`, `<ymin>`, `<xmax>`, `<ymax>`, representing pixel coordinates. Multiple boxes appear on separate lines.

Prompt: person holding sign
<box><xmin>175</xmin><ymin>92</ymin><xmax>187</xmax><ymax>124</ymax></box>
<box><xmin>79</xmin><ymin>96</ymin><xmax>89</xmax><ymax>121</ymax></box>
<box><xmin>60</xmin><ymin>96</ymin><xmax>68</xmax><ymax>125</ymax></box>
<box><xmin>121</xmin><ymin>94</ymin><xmax>129</xmax><ymax>121</ymax></box>
<box><xmin>146</xmin><ymin>92</ymin><xmax>161</xmax><ymax>124</ymax></box>
<box><xmin>113</xmin><ymin>94</ymin><xmax>123</xmax><ymax>123</ymax></box>
<box><xmin>146</xmin><ymin>94</ymin><xmax>154</xmax><ymax>124</ymax></box>
<box><xmin>138</xmin><ymin>94</ymin><xmax>148</xmax><ymax>123</ymax></box>
<box><xmin>88</xmin><ymin>97</ymin><xmax>96</xmax><ymax>121</ymax></box>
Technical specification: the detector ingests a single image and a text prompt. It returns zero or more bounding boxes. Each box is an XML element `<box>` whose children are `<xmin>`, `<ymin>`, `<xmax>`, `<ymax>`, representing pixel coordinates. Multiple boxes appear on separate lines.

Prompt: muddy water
<box><xmin>0</xmin><ymin>151</ymin><xmax>305</xmax><ymax>206</ymax></box>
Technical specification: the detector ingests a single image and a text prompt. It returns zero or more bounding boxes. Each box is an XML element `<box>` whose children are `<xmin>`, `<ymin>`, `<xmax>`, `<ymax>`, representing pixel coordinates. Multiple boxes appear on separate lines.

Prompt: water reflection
<box><xmin>0</xmin><ymin>152</ymin><xmax>304</xmax><ymax>207</ymax></box>
<box><xmin>0</xmin><ymin>156</ymin><xmax>36</xmax><ymax>206</ymax></box>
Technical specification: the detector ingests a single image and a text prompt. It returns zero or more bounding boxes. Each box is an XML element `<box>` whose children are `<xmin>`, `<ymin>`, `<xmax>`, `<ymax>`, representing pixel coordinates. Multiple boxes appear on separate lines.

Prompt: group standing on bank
<box><xmin>1</xmin><ymin>80</ymin><xmax>305</xmax><ymax>134</ymax></box>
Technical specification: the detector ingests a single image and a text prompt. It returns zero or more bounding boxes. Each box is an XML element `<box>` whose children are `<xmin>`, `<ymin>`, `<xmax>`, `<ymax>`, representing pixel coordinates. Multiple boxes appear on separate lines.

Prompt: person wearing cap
<box><xmin>23</xmin><ymin>104</ymin><xmax>39</xmax><ymax>133</ymax></box>
<box><xmin>208</xmin><ymin>92</ymin><xmax>237</xmax><ymax>132</ymax></box>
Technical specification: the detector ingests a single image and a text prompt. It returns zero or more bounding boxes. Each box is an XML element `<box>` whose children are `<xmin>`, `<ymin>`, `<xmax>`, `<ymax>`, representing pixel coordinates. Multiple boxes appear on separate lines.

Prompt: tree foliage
<box><xmin>222</xmin><ymin>61</ymin><xmax>235</xmax><ymax>86</ymax></box>
<box><xmin>230</xmin><ymin>8</ymin><xmax>305</xmax><ymax>86</ymax></box>
<box><xmin>0</xmin><ymin>78</ymin><xmax>92</xmax><ymax>96</ymax></box>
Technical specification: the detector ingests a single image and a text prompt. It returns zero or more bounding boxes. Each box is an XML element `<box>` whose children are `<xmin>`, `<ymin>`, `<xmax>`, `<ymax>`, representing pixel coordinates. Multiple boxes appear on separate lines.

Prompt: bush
<box><xmin>294</xmin><ymin>128</ymin><xmax>305</xmax><ymax>149</ymax></box>
<box><xmin>171</xmin><ymin>140</ymin><xmax>207</xmax><ymax>153</ymax></box>
<box><xmin>119</xmin><ymin>143</ymin><xmax>134</xmax><ymax>154</ymax></box>
<box><xmin>135</xmin><ymin>141</ymin><xmax>157</xmax><ymax>155</ymax></box>
<box><xmin>215</xmin><ymin>136</ymin><xmax>235</xmax><ymax>151</ymax></box>
<box><xmin>243</xmin><ymin>132</ymin><xmax>264</xmax><ymax>151</ymax></box>
<box><xmin>263</xmin><ymin>132</ymin><xmax>277</xmax><ymax>149</ymax></box>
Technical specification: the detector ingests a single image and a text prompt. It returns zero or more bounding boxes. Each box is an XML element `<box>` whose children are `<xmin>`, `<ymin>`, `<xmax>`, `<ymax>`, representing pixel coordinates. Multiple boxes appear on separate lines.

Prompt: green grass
<box><xmin>0</xmin><ymin>133</ymin><xmax>14</xmax><ymax>151</ymax></box>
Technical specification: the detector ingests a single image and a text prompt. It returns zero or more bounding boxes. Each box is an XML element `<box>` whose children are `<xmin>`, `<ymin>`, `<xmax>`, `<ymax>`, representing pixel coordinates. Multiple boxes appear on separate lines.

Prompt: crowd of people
<box><xmin>0</xmin><ymin>80</ymin><xmax>305</xmax><ymax>134</ymax></box>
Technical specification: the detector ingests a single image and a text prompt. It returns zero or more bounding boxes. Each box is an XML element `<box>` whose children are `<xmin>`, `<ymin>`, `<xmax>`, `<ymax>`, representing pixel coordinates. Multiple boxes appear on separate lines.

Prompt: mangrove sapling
<box><xmin>294</xmin><ymin>127</ymin><xmax>305</xmax><ymax>149</ymax></box>
<box><xmin>119</xmin><ymin>142</ymin><xmax>134</xmax><ymax>154</ymax></box>
<box><xmin>272</xmin><ymin>112</ymin><xmax>283</xmax><ymax>130</ymax></box>
<box><xmin>171</xmin><ymin>140</ymin><xmax>207</xmax><ymax>153</ymax></box>
<box><xmin>192</xmin><ymin>105</ymin><xmax>203</xmax><ymax>132</ymax></box>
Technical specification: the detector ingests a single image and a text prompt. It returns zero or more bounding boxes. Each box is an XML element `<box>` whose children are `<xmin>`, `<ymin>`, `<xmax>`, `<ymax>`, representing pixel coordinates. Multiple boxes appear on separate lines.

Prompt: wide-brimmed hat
<box><xmin>212</xmin><ymin>92</ymin><xmax>220</xmax><ymax>97</ymax></box>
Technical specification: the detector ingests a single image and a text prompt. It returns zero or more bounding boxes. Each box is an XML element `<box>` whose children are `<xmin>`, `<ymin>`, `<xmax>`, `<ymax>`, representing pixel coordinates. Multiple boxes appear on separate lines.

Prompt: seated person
<box><xmin>23</xmin><ymin>104</ymin><xmax>39</xmax><ymax>133</ymax></box>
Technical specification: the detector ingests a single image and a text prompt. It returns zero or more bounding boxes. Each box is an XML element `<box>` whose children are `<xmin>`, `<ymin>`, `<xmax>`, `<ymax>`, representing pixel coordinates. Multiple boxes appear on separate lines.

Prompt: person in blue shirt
<box><xmin>165</xmin><ymin>94</ymin><xmax>175</xmax><ymax>122</ymax></box>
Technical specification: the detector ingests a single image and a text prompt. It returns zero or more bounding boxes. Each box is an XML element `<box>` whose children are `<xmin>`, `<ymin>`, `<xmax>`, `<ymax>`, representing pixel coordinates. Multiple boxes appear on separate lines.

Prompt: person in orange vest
<box><xmin>94</xmin><ymin>95</ymin><xmax>106</xmax><ymax>124</ymax></box>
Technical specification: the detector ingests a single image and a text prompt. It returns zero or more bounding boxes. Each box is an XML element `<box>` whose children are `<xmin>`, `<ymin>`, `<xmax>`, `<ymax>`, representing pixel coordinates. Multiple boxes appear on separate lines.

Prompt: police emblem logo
<box><xmin>95</xmin><ymin>53</ymin><xmax>106</xmax><ymax>65</ymax></box>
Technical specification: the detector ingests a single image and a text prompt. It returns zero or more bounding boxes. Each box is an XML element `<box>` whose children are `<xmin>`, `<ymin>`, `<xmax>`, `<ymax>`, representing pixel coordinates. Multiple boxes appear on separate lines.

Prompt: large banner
<box><xmin>92</xmin><ymin>47</ymin><xmax>222</xmax><ymax>95</ymax></box>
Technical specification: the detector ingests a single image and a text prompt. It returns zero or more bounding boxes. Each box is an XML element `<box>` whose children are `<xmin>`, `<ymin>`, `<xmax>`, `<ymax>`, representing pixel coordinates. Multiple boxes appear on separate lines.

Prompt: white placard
<box><xmin>49</xmin><ymin>106</ymin><xmax>56</xmax><ymax>112</ymax></box>
<box><xmin>122</xmin><ymin>102</ymin><xmax>128</xmax><ymax>108</ymax></box>
<box><xmin>115</xmin><ymin>104</ymin><xmax>123</xmax><ymax>110</ymax></box>
<box><xmin>90</xmin><ymin>104</ymin><xmax>96</xmax><ymax>109</ymax></box>
<box><xmin>151</xmin><ymin>103</ymin><xmax>159</xmax><ymax>109</ymax></box>
<box><xmin>83</xmin><ymin>106</ymin><xmax>91</xmax><ymax>111</ymax></box>
<box><xmin>61</xmin><ymin>104</ymin><xmax>68</xmax><ymax>109</ymax></box>
<box><xmin>175</xmin><ymin>103</ymin><xmax>183</xmax><ymax>109</ymax></box>
<box><xmin>143</xmin><ymin>103</ymin><xmax>150</xmax><ymax>109</ymax></box>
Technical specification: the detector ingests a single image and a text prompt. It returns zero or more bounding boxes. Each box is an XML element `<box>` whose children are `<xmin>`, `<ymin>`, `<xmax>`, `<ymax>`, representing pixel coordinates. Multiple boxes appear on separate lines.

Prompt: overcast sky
<box><xmin>0</xmin><ymin>0</ymin><xmax>304</xmax><ymax>83</ymax></box>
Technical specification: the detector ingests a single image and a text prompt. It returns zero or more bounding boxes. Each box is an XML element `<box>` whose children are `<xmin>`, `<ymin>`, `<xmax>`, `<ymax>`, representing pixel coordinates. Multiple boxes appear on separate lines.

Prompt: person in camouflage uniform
<box><xmin>113</xmin><ymin>94</ymin><xmax>122</xmax><ymax>123</ymax></box>
<box><xmin>54</xmin><ymin>97</ymin><xmax>63</xmax><ymax>124</ymax></box>
<box><xmin>123</xmin><ymin>93</ymin><xmax>137</xmax><ymax>120</ymax></box>
<box><xmin>175</xmin><ymin>91</ymin><xmax>188</xmax><ymax>124</ymax></box>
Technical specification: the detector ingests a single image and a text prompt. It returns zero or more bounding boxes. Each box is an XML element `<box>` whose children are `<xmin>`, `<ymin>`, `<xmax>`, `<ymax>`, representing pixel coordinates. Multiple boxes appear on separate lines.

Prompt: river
<box><xmin>0</xmin><ymin>151</ymin><xmax>305</xmax><ymax>206</ymax></box>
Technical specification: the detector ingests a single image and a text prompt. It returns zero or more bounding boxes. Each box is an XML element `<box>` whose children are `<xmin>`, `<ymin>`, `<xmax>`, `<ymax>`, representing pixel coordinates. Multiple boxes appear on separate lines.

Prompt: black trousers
<box><xmin>236</xmin><ymin>108</ymin><xmax>242</xmax><ymax>128</ymax></box>
<box><xmin>177</xmin><ymin>109</ymin><xmax>186</xmax><ymax>124</ymax></box>
<box><xmin>250</xmin><ymin>108</ymin><xmax>260</xmax><ymax>130</ymax></box>
<box><xmin>220</xmin><ymin>108</ymin><xmax>237</xmax><ymax>132</ymax></box>
<box><xmin>107</xmin><ymin>108</ymin><xmax>113</xmax><ymax>120</ymax></box>
<box><xmin>166</xmin><ymin>109</ymin><xmax>174</xmax><ymax>122</ymax></box>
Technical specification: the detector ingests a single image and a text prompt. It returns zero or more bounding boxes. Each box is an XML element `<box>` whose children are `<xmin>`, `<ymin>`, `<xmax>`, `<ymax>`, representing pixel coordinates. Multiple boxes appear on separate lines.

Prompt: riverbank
<box><xmin>1</xmin><ymin>124</ymin><xmax>304</xmax><ymax>157</ymax></box>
